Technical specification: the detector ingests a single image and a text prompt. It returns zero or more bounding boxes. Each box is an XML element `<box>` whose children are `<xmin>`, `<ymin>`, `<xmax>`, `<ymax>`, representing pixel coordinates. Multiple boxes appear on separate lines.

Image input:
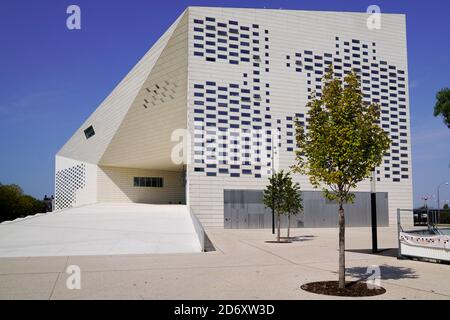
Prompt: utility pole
<box><xmin>270</xmin><ymin>133</ymin><xmax>277</xmax><ymax>235</ymax></box>
<box><xmin>370</xmin><ymin>170</ymin><xmax>378</xmax><ymax>253</ymax></box>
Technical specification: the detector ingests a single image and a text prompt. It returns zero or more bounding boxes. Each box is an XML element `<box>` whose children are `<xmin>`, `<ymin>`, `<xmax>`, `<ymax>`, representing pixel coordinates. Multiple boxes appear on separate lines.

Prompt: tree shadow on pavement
<box><xmin>346</xmin><ymin>248</ymin><xmax>398</xmax><ymax>258</ymax></box>
<box><xmin>280</xmin><ymin>235</ymin><xmax>316</xmax><ymax>242</ymax></box>
<box><xmin>346</xmin><ymin>264</ymin><xmax>418</xmax><ymax>280</ymax></box>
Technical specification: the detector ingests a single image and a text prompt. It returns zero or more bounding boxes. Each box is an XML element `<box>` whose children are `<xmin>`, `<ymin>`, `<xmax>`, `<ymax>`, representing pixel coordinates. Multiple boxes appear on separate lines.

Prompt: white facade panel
<box><xmin>186</xmin><ymin>7</ymin><xmax>413</xmax><ymax>227</ymax></box>
<box><xmin>57</xmin><ymin>10</ymin><xmax>187</xmax><ymax>165</ymax></box>
<box><xmin>99</xmin><ymin>11</ymin><xmax>189</xmax><ymax>170</ymax></box>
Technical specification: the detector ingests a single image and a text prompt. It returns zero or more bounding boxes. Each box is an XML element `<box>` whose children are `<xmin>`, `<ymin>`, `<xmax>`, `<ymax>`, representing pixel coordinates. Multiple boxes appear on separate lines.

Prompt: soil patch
<box><xmin>301</xmin><ymin>281</ymin><xmax>386</xmax><ymax>297</ymax></box>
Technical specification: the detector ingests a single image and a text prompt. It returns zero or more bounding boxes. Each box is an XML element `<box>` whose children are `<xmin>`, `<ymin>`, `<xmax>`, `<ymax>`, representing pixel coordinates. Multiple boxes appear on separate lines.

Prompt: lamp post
<box><xmin>437</xmin><ymin>182</ymin><xmax>449</xmax><ymax>225</ymax></box>
<box><xmin>370</xmin><ymin>170</ymin><xmax>378</xmax><ymax>253</ymax></box>
<box><xmin>270</xmin><ymin>132</ymin><xmax>278</xmax><ymax>235</ymax></box>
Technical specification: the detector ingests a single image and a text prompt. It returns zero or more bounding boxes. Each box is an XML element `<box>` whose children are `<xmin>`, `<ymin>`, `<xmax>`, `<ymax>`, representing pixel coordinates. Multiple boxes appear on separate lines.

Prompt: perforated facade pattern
<box><xmin>55</xmin><ymin>164</ymin><xmax>86</xmax><ymax>210</ymax></box>
<box><xmin>186</xmin><ymin>7</ymin><xmax>412</xmax><ymax>227</ymax></box>
<box><xmin>284</xmin><ymin>37</ymin><xmax>409</xmax><ymax>183</ymax></box>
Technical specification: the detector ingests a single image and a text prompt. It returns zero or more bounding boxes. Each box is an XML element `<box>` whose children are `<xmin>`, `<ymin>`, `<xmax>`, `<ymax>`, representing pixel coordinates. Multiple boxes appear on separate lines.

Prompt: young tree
<box><xmin>263</xmin><ymin>170</ymin><xmax>290</xmax><ymax>242</ymax></box>
<box><xmin>433</xmin><ymin>88</ymin><xmax>450</xmax><ymax>129</ymax></box>
<box><xmin>284</xmin><ymin>178</ymin><xmax>303</xmax><ymax>238</ymax></box>
<box><xmin>293</xmin><ymin>68</ymin><xmax>390</xmax><ymax>289</ymax></box>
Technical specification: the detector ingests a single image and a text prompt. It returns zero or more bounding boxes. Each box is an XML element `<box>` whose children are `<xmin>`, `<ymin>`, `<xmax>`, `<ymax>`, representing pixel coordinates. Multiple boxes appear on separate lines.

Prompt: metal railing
<box><xmin>397</xmin><ymin>208</ymin><xmax>450</xmax><ymax>262</ymax></box>
<box><xmin>397</xmin><ymin>208</ymin><xmax>414</xmax><ymax>258</ymax></box>
<box><xmin>412</xmin><ymin>208</ymin><xmax>450</xmax><ymax>227</ymax></box>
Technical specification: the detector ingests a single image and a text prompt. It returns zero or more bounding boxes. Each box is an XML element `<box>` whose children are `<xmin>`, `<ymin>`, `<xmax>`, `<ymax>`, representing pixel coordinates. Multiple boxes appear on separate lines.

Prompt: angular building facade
<box><xmin>55</xmin><ymin>7</ymin><xmax>413</xmax><ymax>228</ymax></box>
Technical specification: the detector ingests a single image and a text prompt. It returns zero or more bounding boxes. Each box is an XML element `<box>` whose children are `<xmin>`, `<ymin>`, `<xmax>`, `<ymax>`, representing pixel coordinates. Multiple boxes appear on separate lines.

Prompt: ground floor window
<box><xmin>133</xmin><ymin>177</ymin><xmax>164</xmax><ymax>188</ymax></box>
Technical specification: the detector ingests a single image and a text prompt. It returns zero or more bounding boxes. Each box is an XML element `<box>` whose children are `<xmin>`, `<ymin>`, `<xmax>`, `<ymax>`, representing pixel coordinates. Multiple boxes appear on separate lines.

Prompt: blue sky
<box><xmin>0</xmin><ymin>0</ymin><xmax>449</xmax><ymax>208</ymax></box>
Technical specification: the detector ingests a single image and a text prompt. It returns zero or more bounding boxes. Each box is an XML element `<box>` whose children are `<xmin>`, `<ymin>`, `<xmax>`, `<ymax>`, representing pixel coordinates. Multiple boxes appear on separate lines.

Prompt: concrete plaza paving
<box><xmin>0</xmin><ymin>226</ymin><xmax>449</xmax><ymax>299</ymax></box>
<box><xmin>0</xmin><ymin>203</ymin><xmax>202</xmax><ymax>257</ymax></box>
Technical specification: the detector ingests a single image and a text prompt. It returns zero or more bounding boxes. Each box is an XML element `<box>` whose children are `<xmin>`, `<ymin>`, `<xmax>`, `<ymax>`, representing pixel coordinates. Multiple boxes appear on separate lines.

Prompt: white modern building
<box><xmin>55</xmin><ymin>7</ymin><xmax>413</xmax><ymax>228</ymax></box>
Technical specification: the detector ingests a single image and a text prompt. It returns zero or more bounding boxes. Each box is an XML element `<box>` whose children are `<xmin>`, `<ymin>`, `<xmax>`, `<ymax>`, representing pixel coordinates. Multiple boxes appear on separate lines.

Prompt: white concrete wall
<box><xmin>97</xmin><ymin>166</ymin><xmax>185</xmax><ymax>204</ymax></box>
<box><xmin>55</xmin><ymin>155</ymin><xmax>98</xmax><ymax>210</ymax></box>
<box><xmin>99</xmin><ymin>11</ymin><xmax>189</xmax><ymax>171</ymax></box>
<box><xmin>55</xmin><ymin>10</ymin><xmax>190</xmax><ymax>210</ymax></box>
<box><xmin>186</xmin><ymin>7</ymin><xmax>413</xmax><ymax>227</ymax></box>
<box><xmin>57</xmin><ymin>10</ymin><xmax>187</xmax><ymax>166</ymax></box>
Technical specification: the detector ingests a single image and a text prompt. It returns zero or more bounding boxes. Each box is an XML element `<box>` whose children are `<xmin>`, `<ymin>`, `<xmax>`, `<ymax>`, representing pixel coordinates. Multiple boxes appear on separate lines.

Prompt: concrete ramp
<box><xmin>0</xmin><ymin>203</ymin><xmax>203</xmax><ymax>257</ymax></box>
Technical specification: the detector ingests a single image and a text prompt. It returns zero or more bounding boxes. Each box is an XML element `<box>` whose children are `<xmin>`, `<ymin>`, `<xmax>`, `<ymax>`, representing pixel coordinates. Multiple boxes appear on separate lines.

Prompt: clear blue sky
<box><xmin>0</xmin><ymin>0</ymin><xmax>449</xmax><ymax>208</ymax></box>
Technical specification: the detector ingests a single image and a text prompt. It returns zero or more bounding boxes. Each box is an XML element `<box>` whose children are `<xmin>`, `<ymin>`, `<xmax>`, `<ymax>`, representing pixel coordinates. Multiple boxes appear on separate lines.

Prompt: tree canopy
<box><xmin>293</xmin><ymin>68</ymin><xmax>391</xmax><ymax>205</ymax></box>
<box><xmin>284</xmin><ymin>179</ymin><xmax>303</xmax><ymax>216</ymax></box>
<box><xmin>263</xmin><ymin>170</ymin><xmax>296</xmax><ymax>242</ymax></box>
<box><xmin>263</xmin><ymin>171</ymin><xmax>290</xmax><ymax>217</ymax></box>
<box><xmin>292</xmin><ymin>67</ymin><xmax>391</xmax><ymax>289</ymax></box>
<box><xmin>433</xmin><ymin>88</ymin><xmax>450</xmax><ymax>129</ymax></box>
<box><xmin>284</xmin><ymin>178</ymin><xmax>303</xmax><ymax>238</ymax></box>
<box><xmin>0</xmin><ymin>183</ymin><xmax>47</xmax><ymax>222</ymax></box>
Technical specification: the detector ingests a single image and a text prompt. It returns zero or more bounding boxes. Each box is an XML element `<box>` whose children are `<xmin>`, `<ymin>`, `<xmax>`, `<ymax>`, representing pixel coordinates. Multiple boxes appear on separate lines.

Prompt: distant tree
<box><xmin>293</xmin><ymin>68</ymin><xmax>390</xmax><ymax>289</ymax></box>
<box><xmin>0</xmin><ymin>183</ymin><xmax>23</xmax><ymax>221</ymax></box>
<box><xmin>444</xmin><ymin>203</ymin><xmax>450</xmax><ymax>210</ymax></box>
<box><xmin>0</xmin><ymin>183</ymin><xmax>46</xmax><ymax>222</ymax></box>
<box><xmin>433</xmin><ymin>88</ymin><xmax>450</xmax><ymax>128</ymax></box>
<box><xmin>284</xmin><ymin>178</ymin><xmax>303</xmax><ymax>238</ymax></box>
<box><xmin>263</xmin><ymin>171</ymin><xmax>290</xmax><ymax>242</ymax></box>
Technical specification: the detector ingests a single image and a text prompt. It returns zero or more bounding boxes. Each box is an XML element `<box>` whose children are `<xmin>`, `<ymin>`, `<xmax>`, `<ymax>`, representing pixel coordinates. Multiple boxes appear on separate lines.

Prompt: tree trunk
<box><xmin>277</xmin><ymin>213</ymin><xmax>281</xmax><ymax>242</ymax></box>
<box><xmin>287</xmin><ymin>214</ymin><xmax>291</xmax><ymax>238</ymax></box>
<box><xmin>338</xmin><ymin>203</ymin><xmax>346</xmax><ymax>289</ymax></box>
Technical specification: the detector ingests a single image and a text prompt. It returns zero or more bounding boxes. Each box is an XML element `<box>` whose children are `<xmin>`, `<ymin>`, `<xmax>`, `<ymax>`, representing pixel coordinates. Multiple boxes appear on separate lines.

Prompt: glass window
<box><xmin>133</xmin><ymin>177</ymin><xmax>164</xmax><ymax>188</ymax></box>
<box><xmin>84</xmin><ymin>125</ymin><xmax>95</xmax><ymax>139</ymax></box>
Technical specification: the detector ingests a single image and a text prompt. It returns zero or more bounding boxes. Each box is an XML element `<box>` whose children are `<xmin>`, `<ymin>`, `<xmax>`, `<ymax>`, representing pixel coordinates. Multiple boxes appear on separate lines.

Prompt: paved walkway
<box><xmin>0</xmin><ymin>203</ymin><xmax>202</xmax><ymax>257</ymax></box>
<box><xmin>0</xmin><ymin>227</ymin><xmax>449</xmax><ymax>299</ymax></box>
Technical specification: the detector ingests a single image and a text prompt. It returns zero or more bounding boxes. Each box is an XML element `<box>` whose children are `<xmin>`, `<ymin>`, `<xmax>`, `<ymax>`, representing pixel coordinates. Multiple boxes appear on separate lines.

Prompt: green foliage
<box><xmin>433</xmin><ymin>88</ymin><xmax>450</xmax><ymax>129</ymax></box>
<box><xmin>293</xmin><ymin>67</ymin><xmax>391</xmax><ymax>288</ymax></box>
<box><xmin>293</xmin><ymin>68</ymin><xmax>391</xmax><ymax>205</ymax></box>
<box><xmin>444</xmin><ymin>203</ymin><xmax>450</xmax><ymax>210</ymax></box>
<box><xmin>284</xmin><ymin>178</ymin><xmax>303</xmax><ymax>238</ymax></box>
<box><xmin>284</xmin><ymin>179</ymin><xmax>303</xmax><ymax>217</ymax></box>
<box><xmin>0</xmin><ymin>183</ymin><xmax>46</xmax><ymax>222</ymax></box>
<box><xmin>263</xmin><ymin>170</ymin><xmax>291</xmax><ymax>217</ymax></box>
<box><xmin>263</xmin><ymin>170</ymin><xmax>303</xmax><ymax>241</ymax></box>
